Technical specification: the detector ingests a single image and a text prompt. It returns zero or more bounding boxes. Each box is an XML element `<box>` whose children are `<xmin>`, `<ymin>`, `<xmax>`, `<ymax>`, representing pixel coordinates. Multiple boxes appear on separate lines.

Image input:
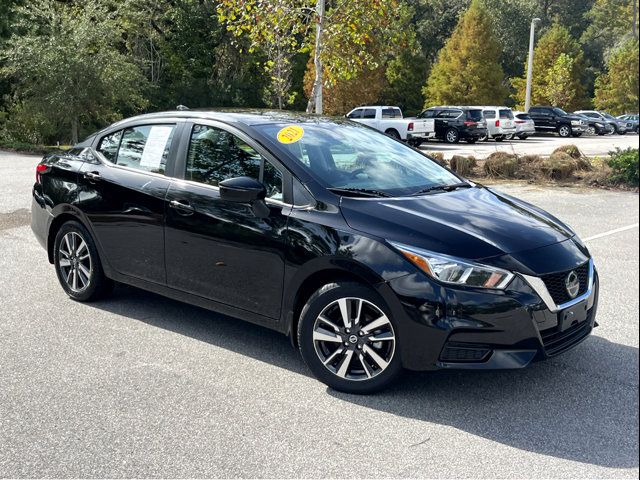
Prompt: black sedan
<box><xmin>31</xmin><ymin>110</ymin><xmax>599</xmax><ymax>393</ymax></box>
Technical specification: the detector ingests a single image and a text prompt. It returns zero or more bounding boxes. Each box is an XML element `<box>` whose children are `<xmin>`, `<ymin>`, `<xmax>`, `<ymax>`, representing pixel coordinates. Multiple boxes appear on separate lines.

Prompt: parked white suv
<box><xmin>511</xmin><ymin>111</ymin><xmax>536</xmax><ymax>140</ymax></box>
<box><xmin>346</xmin><ymin>106</ymin><xmax>435</xmax><ymax>145</ymax></box>
<box><xmin>479</xmin><ymin>107</ymin><xmax>516</xmax><ymax>141</ymax></box>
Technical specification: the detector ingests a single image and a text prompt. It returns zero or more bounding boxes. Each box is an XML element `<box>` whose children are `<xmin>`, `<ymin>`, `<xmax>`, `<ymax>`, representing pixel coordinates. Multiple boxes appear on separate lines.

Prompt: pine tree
<box><xmin>422</xmin><ymin>0</ymin><xmax>507</xmax><ymax>106</ymax></box>
<box><xmin>594</xmin><ymin>39</ymin><xmax>639</xmax><ymax>115</ymax></box>
<box><xmin>512</xmin><ymin>23</ymin><xmax>589</xmax><ymax>110</ymax></box>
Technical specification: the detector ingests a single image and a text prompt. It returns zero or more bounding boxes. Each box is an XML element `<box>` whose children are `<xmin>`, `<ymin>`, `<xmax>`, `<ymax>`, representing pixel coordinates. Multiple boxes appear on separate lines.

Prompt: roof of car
<box><xmin>106</xmin><ymin>109</ymin><xmax>340</xmax><ymax>130</ymax></box>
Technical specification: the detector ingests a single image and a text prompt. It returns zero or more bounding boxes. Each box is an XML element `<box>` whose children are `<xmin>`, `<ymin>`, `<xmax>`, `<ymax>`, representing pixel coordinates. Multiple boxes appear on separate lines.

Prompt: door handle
<box><xmin>84</xmin><ymin>171</ymin><xmax>101</xmax><ymax>182</ymax></box>
<box><xmin>169</xmin><ymin>200</ymin><xmax>195</xmax><ymax>215</ymax></box>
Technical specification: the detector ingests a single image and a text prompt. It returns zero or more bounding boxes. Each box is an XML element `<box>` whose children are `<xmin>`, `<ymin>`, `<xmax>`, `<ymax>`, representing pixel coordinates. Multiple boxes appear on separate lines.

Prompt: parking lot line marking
<box><xmin>583</xmin><ymin>223</ymin><xmax>639</xmax><ymax>242</ymax></box>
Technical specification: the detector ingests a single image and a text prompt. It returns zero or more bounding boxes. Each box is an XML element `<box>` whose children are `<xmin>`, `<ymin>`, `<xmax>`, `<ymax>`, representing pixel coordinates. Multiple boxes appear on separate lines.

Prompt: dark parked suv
<box><xmin>528</xmin><ymin>106</ymin><xmax>588</xmax><ymax>137</ymax></box>
<box><xmin>417</xmin><ymin>106</ymin><xmax>487</xmax><ymax>143</ymax></box>
<box><xmin>31</xmin><ymin>110</ymin><xmax>599</xmax><ymax>393</ymax></box>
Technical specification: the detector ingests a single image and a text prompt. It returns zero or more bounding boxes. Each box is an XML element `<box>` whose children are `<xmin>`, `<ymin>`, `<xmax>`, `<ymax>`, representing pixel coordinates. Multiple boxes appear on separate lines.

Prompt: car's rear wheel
<box><xmin>385</xmin><ymin>129</ymin><xmax>401</xmax><ymax>140</ymax></box>
<box><xmin>558</xmin><ymin>125</ymin><xmax>572</xmax><ymax>137</ymax></box>
<box><xmin>444</xmin><ymin>128</ymin><xmax>459</xmax><ymax>144</ymax></box>
<box><xmin>505</xmin><ymin>133</ymin><xmax>514</xmax><ymax>141</ymax></box>
<box><xmin>54</xmin><ymin>221</ymin><xmax>113</xmax><ymax>302</ymax></box>
<box><xmin>466</xmin><ymin>138</ymin><xmax>477</xmax><ymax>144</ymax></box>
<box><xmin>517</xmin><ymin>134</ymin><xmax>529</xmax><ymax>140</ymax></box>
<box><xmin>495</xmin><ymin>136</ymin><xmax>504</xmax><ymax>142</ymax></box>
<box><xmin>297</xmin><ymin>282</ymin><xmax>402</xmax><ymax>394</ymax></box>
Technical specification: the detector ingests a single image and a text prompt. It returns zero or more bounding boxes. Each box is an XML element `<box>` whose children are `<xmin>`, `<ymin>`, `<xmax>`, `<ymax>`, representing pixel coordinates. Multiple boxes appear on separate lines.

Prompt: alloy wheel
<box><xmin>559</xmin><ymin>125</ymin><xmax>571</xmax><ymax>137</ymax></box>
<box><xmin>445</xmin><ymin>129</ymin><xmax>459</xmax><ymax>143</ymax></box>
<box><xmin>58</xmin><ymin>231</ymin><xmax>92</xmax><ymax>292</ymax></box>
<box><xmin>587</xmin><ymin>126</ymin><xmax>596</xmax><ymax>135</ymax></box>
<box><xmin>312</xmin><ymin>297</ymin><xmax>396</xmax><ymax>381</ymax></box>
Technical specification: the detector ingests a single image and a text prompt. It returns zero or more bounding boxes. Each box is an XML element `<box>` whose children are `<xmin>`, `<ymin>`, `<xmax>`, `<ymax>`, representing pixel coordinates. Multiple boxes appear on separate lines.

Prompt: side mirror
<box><xmin>219</xmin><ymin>176</ymin><xmax>266</xmax><ymax>203</ymax></box>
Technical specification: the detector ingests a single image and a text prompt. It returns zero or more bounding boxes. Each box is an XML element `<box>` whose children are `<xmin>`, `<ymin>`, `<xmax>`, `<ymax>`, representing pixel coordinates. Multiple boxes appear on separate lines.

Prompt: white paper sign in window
<box><xmin>140</xmin><ymin>126</ymin><xmax>174</xmax><ymax>169</ymax></box>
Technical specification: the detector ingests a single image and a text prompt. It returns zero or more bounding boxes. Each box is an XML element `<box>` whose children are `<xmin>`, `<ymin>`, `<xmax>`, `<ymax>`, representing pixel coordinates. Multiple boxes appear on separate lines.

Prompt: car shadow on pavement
<box><xmin>94</xmin><ymin>284</ymin><xmax>638</xmax><ymax>470</ymax></box>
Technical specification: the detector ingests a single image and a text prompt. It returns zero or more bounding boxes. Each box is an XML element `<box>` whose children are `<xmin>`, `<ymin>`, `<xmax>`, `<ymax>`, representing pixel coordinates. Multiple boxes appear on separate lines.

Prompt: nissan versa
<box><xmin>31</xmin><ymin>110</ymin><xmax>599</xmax><ymax>393</ymax></box>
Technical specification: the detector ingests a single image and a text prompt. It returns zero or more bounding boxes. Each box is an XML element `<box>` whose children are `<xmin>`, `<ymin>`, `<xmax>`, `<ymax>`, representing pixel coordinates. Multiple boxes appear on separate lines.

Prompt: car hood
<box><xmin>340</xmin><ymin>186</ymin><xmax>575</xmax><ymax>261</ymax></box>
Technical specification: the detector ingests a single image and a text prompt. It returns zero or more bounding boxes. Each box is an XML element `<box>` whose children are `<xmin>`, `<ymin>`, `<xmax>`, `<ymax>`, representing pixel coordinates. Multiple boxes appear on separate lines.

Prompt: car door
<box><xmin>164</xmin><ymin>122</ymin><xmax>290</xmax><ymax>320</ymax></box>
<box><xmin>79</xmin><ymin>122</ymin><xmax>182</xmax><ymax>284</ymax></box>
<box><xmin>529</xmin><ymin>108</ymin><xmax>549</xmax><ymax>129</ymax></box>
<box><xmin>434</xmin><ymin>109</ymin><xmax>454</xmax><ymax>137</ymax></box>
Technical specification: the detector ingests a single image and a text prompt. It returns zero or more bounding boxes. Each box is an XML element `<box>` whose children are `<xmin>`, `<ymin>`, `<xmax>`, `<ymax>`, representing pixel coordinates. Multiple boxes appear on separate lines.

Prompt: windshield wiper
<box><xmin>328</xmin><ymin>187</ymin><xmax>392</xmax><ymax>198</ymax></box>
<box><xmin>411</xmin><ymin>182</ymin><xmax>473</xmax><ymax>196</ymax></box>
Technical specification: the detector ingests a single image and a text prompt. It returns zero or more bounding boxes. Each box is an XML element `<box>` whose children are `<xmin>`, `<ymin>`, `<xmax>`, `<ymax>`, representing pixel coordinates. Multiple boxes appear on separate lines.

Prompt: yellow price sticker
<box><xmin>277</xmin><ymin>125</ymin><xmax>305</xmax><ymax>144</ymax></box>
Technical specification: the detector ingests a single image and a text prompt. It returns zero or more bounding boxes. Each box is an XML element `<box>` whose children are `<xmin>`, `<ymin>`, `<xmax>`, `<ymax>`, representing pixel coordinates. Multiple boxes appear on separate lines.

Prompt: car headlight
<box><xmin>571</xmin><ymin>120</ymin><xmax>580</xmax><ymax>125</ymax></box>
<box><xmin>390</xmin><ymin>242</ymin><xmax>514</xmax><ymax>289</ymax></box>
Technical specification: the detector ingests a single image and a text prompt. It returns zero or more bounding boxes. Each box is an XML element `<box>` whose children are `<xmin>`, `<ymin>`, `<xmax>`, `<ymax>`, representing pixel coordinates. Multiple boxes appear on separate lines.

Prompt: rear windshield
<box><xmin>467</xmin><ymin>110</ymin><xmax>484</xmax><ymax>121</ymax></box>
<box><xmin>483</xmin><ymin>110</ymin><xmax>496</xmax><ymax>119</ymax></box>
<box><xmin>499</xmin><ymin>109</ymin><xmax>514</xmax><ymax>119</ymax></box>
<box><xmin>516</xmin><ymin>113</ymin><xmax>531</xmax><ymax>120</ymax></box>
<box><xmin>381</xmin><ymin>108</ymin><xmax>402</xmax><ymax>119</ymax></box>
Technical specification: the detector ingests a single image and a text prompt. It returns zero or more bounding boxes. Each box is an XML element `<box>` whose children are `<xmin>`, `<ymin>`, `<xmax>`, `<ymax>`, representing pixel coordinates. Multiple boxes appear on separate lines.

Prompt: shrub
<box><xmin>449</xmin><ymin>155</ymin><xmax>477</xmax><ymax>175</ymax></box>
<box><xmin>553</xmin><ymin>144</ymin><xmax>582</xmax><ymax>159</ymax></box>
<box><xmin>428</xmin><ymin>151</ymin><xmax>446</xmax><ymax>166</ymax></box>
<box><xmin>540</xmin><ymin>151</ymin><xmax>577</xmax><ymax>180</ymax></box>
<box><xmin>483</xmin><ymin>152</ymin><xmax>519</xmax><ymax>178</ymax></box>
<box><xmin>607</xmin><ymin>148</ymin><xmax>639</xmax><ymax>186</ymax></box>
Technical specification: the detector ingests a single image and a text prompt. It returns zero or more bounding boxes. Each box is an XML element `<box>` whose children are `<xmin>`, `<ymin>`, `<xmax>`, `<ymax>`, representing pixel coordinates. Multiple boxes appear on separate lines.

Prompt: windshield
<box><xmin>602</xmin><ymin>113</ymin><xmax>615</xmax><ymax>120</ymax></box>
<box><xmin>499</xmin><ymin>109</ymin><xmax>514</xmax><ymax>119</ymax></box>
<box><xmin>552</xmin><ymin>107</ymin><xmax>568</xmax><ymax>116</ymax></box>
<box><xmin>255</xmin><ymin>122</ymin><xmax>461</xmax><ymax>196</ymax></box>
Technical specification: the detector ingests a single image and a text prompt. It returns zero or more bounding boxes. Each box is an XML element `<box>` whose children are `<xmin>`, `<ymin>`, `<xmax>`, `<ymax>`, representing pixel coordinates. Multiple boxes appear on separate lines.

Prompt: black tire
<box><xmin>517</xmin><ymin>134</ymin><xmax>529</xmax><ymax>140</ymax></box>
<box><xmin>444</xmin><ymin>128</ymin><xmax>459</xmax><ymax>144</ymax></box>
<box><xmin>53</xmin><ymin>220</ymin><xmax>113</xmax><ymax>302</ymax></box>
<box><xmin>297</xmin><ymin>282</ymin><xmax>403</xmax><ymax>394</ymax></box>
<box><xmin>385</xmin><ymin>129</ymin><xmax>401</xmax><ymax>140</ymax></box>
<box><xmin>409</xmin><ymin>138</ymin><xmax>424</xmax><ymax>147</ymax></box>
<box><xmin>495</xmin><ymin>136</ymin><xmax>504</xmax><ymax>142</ymax></box>
<box><xmin>465</xmin><ymin>138</ymin><xmax>477</xmax><ymax>144</ymax></box>
<box><xmin>572</xmin><ymin>133</ymin><xmax>583</xmax><ymax>137</ymax></box>
<box><xmin>558</xmin><ymin>124</ymin><xmax>572</xmax><ymax>137</ymax></box>
<box><xmin>618</xmin><ymin>130</ymin><xmax>627</xmax><ymax>135</ymax></box>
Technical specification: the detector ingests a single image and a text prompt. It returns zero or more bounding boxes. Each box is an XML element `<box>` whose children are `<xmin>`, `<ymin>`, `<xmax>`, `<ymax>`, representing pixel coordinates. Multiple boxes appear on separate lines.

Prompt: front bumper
<box><xmin>383</xmin><ymin>261</ymin><xmax>599</xmax><ymax>371</ymax></box>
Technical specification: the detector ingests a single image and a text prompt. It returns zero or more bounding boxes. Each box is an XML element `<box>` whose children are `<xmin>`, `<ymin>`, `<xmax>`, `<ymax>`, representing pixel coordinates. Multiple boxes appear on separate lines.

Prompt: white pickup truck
<box><xmin>346</xmin><ymin>106</ymin><xmax>435</xmax><ymax>145</ymax></box>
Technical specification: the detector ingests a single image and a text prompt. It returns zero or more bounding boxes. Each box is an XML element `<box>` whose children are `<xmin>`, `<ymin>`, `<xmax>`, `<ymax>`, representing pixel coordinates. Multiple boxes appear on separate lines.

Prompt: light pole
<box><xmin>524</xmin><ymin>18</ymin><xmax>541</xmax><ymax>112</ymax></box>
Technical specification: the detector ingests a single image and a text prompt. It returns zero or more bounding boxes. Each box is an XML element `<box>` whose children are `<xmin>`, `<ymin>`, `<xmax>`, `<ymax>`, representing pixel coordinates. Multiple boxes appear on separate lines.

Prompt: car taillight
<box><xmin>495</xmin><ymin>120</ymin><xmax>500</xmax><ymax>127</ymax></box>
<box><xmin>36</xmin><ymin>163</ymin><xmax>50</xmax><ymax>183</ymax></box>
<box><xmin>463</xmin><ymin>121</ymin><xmax>477</xmax><ymax>126</ymax></box>
<box><xmin>408</xmin><ymin>122</ymin><xmax>414</xmax><ymax>131</ymax></box>
<box><xmin>515</xmin><ymin>120</ymin><xmax>526</xmax><ymax>124</ymax></box>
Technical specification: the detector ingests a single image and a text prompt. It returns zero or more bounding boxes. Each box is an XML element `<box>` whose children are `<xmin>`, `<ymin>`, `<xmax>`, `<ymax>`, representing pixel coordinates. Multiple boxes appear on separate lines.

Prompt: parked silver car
<box><xmin>479</xmin><ymin>107</ymin><xmax>516</xmax><ymax>141</ymax></box>
<box><xmin>510</xmin><ymin>111</ymin><xmax>536</xmax><ymax>140</ymax></box>
<box><xmin>575</xmin><ymin>110</ymin><xmax>629</xmax><ymax>134</ymax></box>
<box><xmin>617</xmin><ymin>114</ymin><xmax>639</xmax><ymax>133</ymax></box>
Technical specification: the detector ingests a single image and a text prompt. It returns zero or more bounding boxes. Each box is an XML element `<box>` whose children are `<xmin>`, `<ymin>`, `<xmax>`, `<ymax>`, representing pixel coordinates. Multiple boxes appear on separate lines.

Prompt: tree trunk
<box><xmin>306</xmin><ymin>0</ymin><xmax>325</xmax><ymax>114</ymax></box>
<box><xmin>633</xmin><ymin>0</ymin><xmax>638</xmax><ymax>39</ymax></box>
<box><xmin>71</xmin><ymin>116</ymin><xmax>79</xmax><ymax>145</ymax></box>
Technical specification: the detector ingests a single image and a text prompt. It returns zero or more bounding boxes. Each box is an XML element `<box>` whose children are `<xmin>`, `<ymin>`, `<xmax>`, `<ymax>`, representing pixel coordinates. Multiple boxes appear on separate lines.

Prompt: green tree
<box><xmin>544</xmin><ymin>53</ymin><xmax>576</xmax><ymax>107</ymax></box>
<box><xmin>423</xmin><ymin>0</ymin><xmax>508</xmax><ymax>106</ymax></box>
<box><xmin>218</xmin><ymin>0</ymin><xmax>409</xmax><ymax>113</ymax></box>
<box><xmin>594</xmin><ymin>39</ymin><xmax>639</xmax><ymax>114</ymax></box>
<box><xmin>1</xmin><ymin>0</ymin><xmax>147</xmax><ymax>144</ymax></box>
<box><xmin>512</xmin><ymin>23</ymin><xmax>589</xmax><ymax>110</ymax></box>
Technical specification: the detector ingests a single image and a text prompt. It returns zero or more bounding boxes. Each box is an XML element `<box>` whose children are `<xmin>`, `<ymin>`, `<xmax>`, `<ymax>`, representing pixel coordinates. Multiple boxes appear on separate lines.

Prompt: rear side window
<box><xmin>115</xmin><ymin>125</ymin><xmax>176</xmax><ymax>175</ymax></box>
<box><xmin>467</xmin><ymin>110</ymin><xmax>484</xmax><ymax>121</ymax></box>
<box><xmin>381</xmin><ymin>108</ymin><xmax>402</xmax><ymax>119</ymax></box>
<box><xmin>97</xmin><ymin>130</ymin><xmax>123</xmax><ymax>163</ymax></box>
<box><xmin>483</xmin><ymin>110</ymin><xmax>496</xmax><ymax>119</ymax></box>
<box><xmin>529</xmin><ymin>108</ymin><xmax>542</xmax><ymax>114</ymax></box>
<box><xmin>362</xmin><ymin>109</ymin><xmax>377</xmax><ymax>119</ymax></box>
<box><xmin>516</xmin><ymin>113</ymin><xmax>531</xmax><ymax>120</ymax></box>
<box><xmin>499</xmin><ymin>109</ymin><xmax>514</xmax><ymax>119</ymax></box>
<box><xmin>419</xmin><ymin>110</ymin><xmax>437</xmax><ymax>118</ymax></box>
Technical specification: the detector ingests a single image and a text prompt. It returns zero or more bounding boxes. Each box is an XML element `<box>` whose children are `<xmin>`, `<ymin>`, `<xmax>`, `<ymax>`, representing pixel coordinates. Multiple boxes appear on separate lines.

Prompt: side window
<box><xmin>450</xmin><ymin>110</ymin><xmax>463</xmax><ymax>118</ymax></box>
<box><xmin>483</xmin><ymin>110</ymin><xmax>496</xmax><ymax>119</ymax></box>
<box><xmin>420</xmin><ymin>110</ymin><xmax>436</xmax><ymax>118</ymax></box>
<box><xmin>362</xmin><ymin>109</ymin><xmax>377</xmax><ymax>119</ymax></box>
<box><xmin>382</xmin><ymin>108</ymin><xmax>402</xmax><ymax>119</ymax></box>
<box><xmin>116</xmin><ymin>125</ymin><xmax>175</xmax><ymax>174</ymax></box>
<box><xmin>529</xmin><ymin>108</ymin><xmax>541</xmax><ymax>115</ymax></box>
<box><xmin>97</xmin><ymin>130</ymin><xmax>123</xmax><ymax>163</ymax></box>
<box><xmin>436</xmin><ymin>110</ymin><xmax>452</xmax><ymax>119</ymax></box>
<box><xmin>186</xmin><ymin>124</ymin><xmax>283</xmax><ymax>200</ymax></box>
<box><xmin>348</xmin><ymin>109</ymin><xmax>363</xmax><ymax>119</ymax></box>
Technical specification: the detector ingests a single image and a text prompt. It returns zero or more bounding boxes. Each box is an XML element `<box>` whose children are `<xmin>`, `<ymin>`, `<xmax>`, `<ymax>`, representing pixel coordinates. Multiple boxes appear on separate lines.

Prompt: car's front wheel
<box><xmin>54</xmin><ymin>221</ymin><xmax>113</xmax><ymax>302</ymax></box>
<box><xmin>587</xmin><ymin>125</ymin><xmax>596</xmax><ymax>135</ymax></box>
<box><xmin>558</xmin><ymin>124</ymin><xmax>572</xmax><ymax>137</ymax></box>
<box><xmin>298</xmin><ymin>282</ymin><xmax>402</xmax><ymax>394</ymax></box>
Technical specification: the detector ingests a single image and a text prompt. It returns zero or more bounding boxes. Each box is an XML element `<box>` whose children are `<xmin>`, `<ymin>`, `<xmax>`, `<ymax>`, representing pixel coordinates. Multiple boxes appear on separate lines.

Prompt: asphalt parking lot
<box><xmin>0</xmin><ymin>149</ymin><xmax>638</xmax><ymax>478</ymax></box>
<box><xmin>421</xmin><ymin>131</ymin><xmax>639</xmax><ymax>158</ymax></box>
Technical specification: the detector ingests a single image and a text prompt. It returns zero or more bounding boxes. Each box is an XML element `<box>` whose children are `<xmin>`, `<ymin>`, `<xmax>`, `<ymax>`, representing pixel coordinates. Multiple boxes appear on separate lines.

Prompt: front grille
<box><xmin>540</xmin><ymin>262</ymin><xmax>589</xmax><ymax>305</ymax></box>
<box><xmin>540</xmin><ymin>320</ymin><xmax>592</xmax><ymax>356</ymax></box>
<box><xmin>440</xmin><ymin>343</ymin><xmax>492</xmax><ymax>363</ymax></box>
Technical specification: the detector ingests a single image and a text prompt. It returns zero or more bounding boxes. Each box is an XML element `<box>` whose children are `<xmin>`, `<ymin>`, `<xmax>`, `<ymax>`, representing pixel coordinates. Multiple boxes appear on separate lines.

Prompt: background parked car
<box><xmin>572</xmin><ymin>112</ymin><xmax>612</xmax><ymax>135</ymax></box>
<box><xmin>602</xmin><ymin>112</ymin><xmax>631</xmax><ymax>134</ymax></box>
<box><xmin>346</xmin><ymin>106</ymin><xmax>435</xmax><ymax>145</ymax></box>
<box><xmin>510</xmin><ymin>111</ymin><xmax>536</xmax><ymax>139</ymax></box>
<box><xmin>417</xmin><ymin>106</ymin><xmax>487</xmax><ymax>144</ymax></box>
<box><xmin>528</xmin><ymin>106</ymin><xmax>588</xmax><ymax>137</ymax></box>
<box><xmin>617</xmin><ymin>114</ymin><xmax>639</xmax><ymax>133</ymax></box>
<box><xmin>575</xmin><ymin>110</ymin><xmax>629</xmax><ymax>135</ymax></box>
<box><xmin>478</xmin><ymin>107</ymin><xmax>516</xmax><ymax>142</ymax></box>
